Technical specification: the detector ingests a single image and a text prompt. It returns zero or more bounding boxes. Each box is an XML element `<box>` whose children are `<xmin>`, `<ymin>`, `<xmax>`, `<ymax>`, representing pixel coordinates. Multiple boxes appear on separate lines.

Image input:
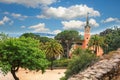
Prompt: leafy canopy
<box><xmin>20</xmin><ymin>33</ymin><xmax>52</xmax><ymax>44</ymax></box>
<box><xmin>44</xmin><ymin>39</ymin><xmax>63</xmax><ymax>70</ymax></box>
<box><xmin>100</xmin><ymin>27</ymin><xmax>120</xmax><ymax>53</ymax></box>
<box><xmin>88</xmin><ymin>34</ymin><xmax>104</xmax><ymax>54</ymax></box>
<box><xmin>0</xmin><ymin>37</ymin><xmax>49</xmax><ymax>74</ymax></box>
<box><xmin>55</xmin><ymin>30</ymin><xmax>81</xmax><ymax>57</ymax></box>
<box><xmin>45</xmin><ymin>39</ymin><xmax>63</xmax><ymax>59</ymax></box>
<box><xmin>55</xmin><ymin>30</ymin><xmax>81</xmax><ymax>41</ymax></box>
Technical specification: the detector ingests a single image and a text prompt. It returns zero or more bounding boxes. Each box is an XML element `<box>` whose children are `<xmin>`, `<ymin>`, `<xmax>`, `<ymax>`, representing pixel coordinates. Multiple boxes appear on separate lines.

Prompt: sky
<box><xmin>0</xmin><ymin>0</ymin><xmax>120</xmax><ymax>37</ymax></box>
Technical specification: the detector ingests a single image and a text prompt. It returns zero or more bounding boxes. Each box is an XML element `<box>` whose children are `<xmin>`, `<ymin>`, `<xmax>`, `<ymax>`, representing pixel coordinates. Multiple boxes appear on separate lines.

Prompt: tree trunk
<box><xmin>11</xmin><ymin>68</ymin><xmax>19</xmax><ymax>80</ymax></box>
<box><xmin>50</xmin><ymin>60</ymin><xmax>53</xmax><ymax>70</ymax></box>
<box><xmin>98</xmin><ymin>46</ymin><xmax>99</xmax><ymax>52</ymax></box>
<box><xmin>95</xmin><ymin>45</ymin><xmax>97</xmax><ymax>54</ymax></box>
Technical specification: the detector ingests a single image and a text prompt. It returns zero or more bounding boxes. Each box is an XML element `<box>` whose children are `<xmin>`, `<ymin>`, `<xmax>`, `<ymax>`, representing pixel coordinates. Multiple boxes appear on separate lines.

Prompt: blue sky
<box><xmin>0</xmin><ymin>0</ymin><xmax>120</xmax><ymax>37</ymax></box>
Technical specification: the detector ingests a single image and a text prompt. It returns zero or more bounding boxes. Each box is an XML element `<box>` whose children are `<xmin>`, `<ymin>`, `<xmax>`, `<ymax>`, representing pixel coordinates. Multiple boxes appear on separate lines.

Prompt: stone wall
<box><xmin>68</xmin><ymin>48</ymin><xmax>120</xmax><ymax>80</ymax></box>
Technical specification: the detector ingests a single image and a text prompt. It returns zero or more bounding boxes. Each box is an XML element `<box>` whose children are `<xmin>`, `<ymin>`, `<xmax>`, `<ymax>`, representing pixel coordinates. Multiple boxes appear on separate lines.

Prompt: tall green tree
<box><xmin>0</xmin><ymin>37</ymin><xmax>49</xmax><ymax>80</ymax></box>
<box><xmin>101</xmin><ymin>27</ymin><xmax>120</xmax><ymax>53</ymax></box>
<box><xmin>55</xmin><ymin>30</ymin><xmax>81</xmax><ymax>58</ymax></box>
<box><xmin>44</xmin><ymin>39</ymin><xmax>63</xmax><ymax>70</ymax></box>
<box><xmin>88</xmin><ymin>34</ymin><xmax>104</xmax><ymax>54</ymax></box>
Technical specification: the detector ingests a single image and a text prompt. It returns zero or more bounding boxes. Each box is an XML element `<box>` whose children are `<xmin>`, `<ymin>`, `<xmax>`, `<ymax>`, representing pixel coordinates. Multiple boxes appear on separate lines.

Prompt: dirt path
<box><xmin>0</xmin><ymin>69</ymin><xmax>66</xmax><ymax>80</ymax></box>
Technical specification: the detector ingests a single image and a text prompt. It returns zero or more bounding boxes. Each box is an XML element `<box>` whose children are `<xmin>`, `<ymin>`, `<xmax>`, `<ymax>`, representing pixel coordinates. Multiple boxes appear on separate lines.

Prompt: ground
<box><xmin>0</xmin><ymin>68</ymin><xmax>66</xmax><ymax>80</ymax></box>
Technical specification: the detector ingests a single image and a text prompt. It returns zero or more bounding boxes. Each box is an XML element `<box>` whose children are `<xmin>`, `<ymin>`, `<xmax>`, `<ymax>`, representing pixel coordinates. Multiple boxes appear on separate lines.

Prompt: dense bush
<box><xmin>54</xmin><ymin>59</ymin><xmax>71</xmax><ymax>67</ymax></box>
<box><xmin>60</xmin><ymin>76</ymin><xmax>67</xmax><ymax>80</ymax></box>
<box><xmin>62</xmin><ymin>49</ymin><xmax>98</xmax><ymax>80</ymax></box>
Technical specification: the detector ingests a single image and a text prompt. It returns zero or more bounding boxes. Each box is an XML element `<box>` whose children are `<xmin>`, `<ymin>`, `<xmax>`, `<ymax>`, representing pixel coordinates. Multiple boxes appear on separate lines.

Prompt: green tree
<box><xmin>55</xmin><ymin>30</ymin><xmax>81</xmax><ymax>58</ymax></box>
<box><xmin>89</xmin><ymin>34</ymin><xmax>104</xmax><ymax>54</ymax></box>
<box><xmin>20</xmin><ymin>33</ymin><xmax>52</xmax><ymax>44</ymax></box>
<box><xmin>0</xmin><ymin>37</ymin><xmax>49</xmax><ymax>80</ymax></box>
<box><xmin>20</xmin><ymin>33</ymin><xmax>40</xmax><ymax>40</ymax></box>
<box><xmin>102</xmin><ymin>27</ymin><xmax>120</xmax><ymax>53</ymax></box>
<box><xmin>44</xmin><ymin>39</ymin><xmax>63</xmax><ymax>70</ymax></box>
<box><xmin>100</xmin><ymin>28</ymin><xmax>114</xmax><ymax>36</ymax></box>
<box><xmin>39</xmin><ymin>36</ymin><xmax>52</xmax><ymax>44</ymax></box>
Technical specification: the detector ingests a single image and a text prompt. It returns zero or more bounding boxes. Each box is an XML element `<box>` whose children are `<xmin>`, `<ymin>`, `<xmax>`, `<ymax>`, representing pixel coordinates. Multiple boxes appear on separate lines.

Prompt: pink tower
<box><xmin>82</xmin><ymin>13</ymin><xmax>91</xmax><ymax>49</ymax></box>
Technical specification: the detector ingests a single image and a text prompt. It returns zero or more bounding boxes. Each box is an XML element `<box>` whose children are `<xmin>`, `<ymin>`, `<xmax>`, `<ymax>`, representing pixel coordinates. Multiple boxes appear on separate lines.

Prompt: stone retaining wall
<box><xmin>68</xmin><ymin>48</ymin><xmax>120</xmax><ymax>80</ymax></box>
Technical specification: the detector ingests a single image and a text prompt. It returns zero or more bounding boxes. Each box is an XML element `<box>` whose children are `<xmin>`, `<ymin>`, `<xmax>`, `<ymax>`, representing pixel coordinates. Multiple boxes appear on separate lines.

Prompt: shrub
<box><xmin>60</xmin><ymin>76</ymin><xmax>67</xmax><ymax>80</ymax></box>
<box><xmin>64</xmin><ymin>49</ymin><xmax>98</xmax><ymax>79</ymax></box>
<box><xmin>54</xmin><ymin>59</ymin><xmax>71</xmax><ymax>67</ymax></box>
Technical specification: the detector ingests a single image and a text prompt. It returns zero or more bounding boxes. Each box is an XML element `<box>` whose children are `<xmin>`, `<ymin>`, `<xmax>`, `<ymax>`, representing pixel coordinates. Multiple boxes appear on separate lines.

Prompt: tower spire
<box><xmin>86</xmin><ymin>12</ymin><xmax>89</xmax><ymax>25</ymax></box>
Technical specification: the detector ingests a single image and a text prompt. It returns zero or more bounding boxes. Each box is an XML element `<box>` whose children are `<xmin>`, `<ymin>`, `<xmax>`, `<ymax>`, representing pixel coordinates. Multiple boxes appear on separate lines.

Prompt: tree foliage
<box><xmin>20</xmin><ymin>33</ymin><xmax>40</xmax><ymax>40</ymax></box>
<box><xmin>55</xmin><ymin>30</ymin><xmax>80</xmax><ymax>41</ymax></box>
<box><xmin>20</xmin><ymin>33</ymin><xmax>52</xmax><ymax>44</ymax></box>
<box><xmin>0</xmin><ymin>37</ymin><xmax>49</xmax><ymax>80</ymax></box>
<box><xmin>72</xmin><ymin>47</ymin><xmax>83</xmax><ymax>56</ymax></box>
<box><xmin>39</xmin><ymin>36</ymin><xmax>52</xmax><ymax>44</ymax></box>
<box><xmin>100</xmin><ymin>28</ymin><xmax>114</xmax><ymax>36</ymax></box>
<box><xmin>63</xmin><ymin>49</ymin><xmax>97</xmax><ymax>79</ymax></box>
<box><xmin>44</xmin><ymin>39</ymin><xmax>63</xmax><ymax>70</ymax></box>
<box><xmin>100</xmin><ymin>27</ymin><xmax>120</xmax><ymax>53</ymax></box>
<box><xmin>88</xmin><ymin>34</ymin><xmax>104</xmax><ymax>54</ymax></box>
<box><xmin>55</xmin><ymin>30</ymin><xmax>81</xmax><ymax>57</ymax></box>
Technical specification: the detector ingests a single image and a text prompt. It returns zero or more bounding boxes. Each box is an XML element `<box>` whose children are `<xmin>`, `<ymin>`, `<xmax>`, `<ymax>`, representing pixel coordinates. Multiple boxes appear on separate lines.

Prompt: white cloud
<box><xmin>62</xmin><ymin>19</ymin><xmax>99</xmax><ymax>30</ymax></box>
<box><xmin>39</xmin><ymin>4</ymin><xmax>100</xmax><ymax>19</ymax></box>
<box><xmin>52</xmin><ymin>29</ymin><xmax>61</xmax><ymax>34</ymax></box>
<box><xmin>0</xmin><ymin>21</ymin><xmax>4</xmax><ymax>25</ymax></box>
<box><xmin>89</xmin><ymin>18</ymin><xmax>99</xmax><ymax>27</ymax></box>
<box><xmin>0</xmin><ymin>16</ymin><xmax>10</xmax><ymax>25</ymax></box>
<box><xmin>0</xmin><ymin>0</ymin><xmax>57</xmax><ymax>8</ymax></box>
<box><xmin>102</xmin><ymin>17</ymin><xmax>120</xmax><ymax>23</ymax></box>
<box><xmin>29</xmin><ymin>23</ymin><xmax>49</xmax><ymax>32</ymax></box>
<box><xmin>3</xmin><ymin>16</ymin><xmax>10</xmax><ymax>22</ymax></box>
<box><xmin>62</xmin><ymin>20</ymin><xmax>85</xmax><ymax>30</ymax></box>
<box><xmin>36</xmin><ymin>15</ymin><xmax>48</xmax><ymax>19</ymax></box>
<box><xmin>3</xmin><ymin>12</ymin><xmax>28</xmax><ymax>20</ymax></box>
<box><xmin>11</xmin><ymin>13</ymin><xmax>28</xmax><ymax>20</ymax></box>
<box><xmin>21</xmin><ymin>26</ymin><xmax>26</xmax><ymax>28</ymax></box>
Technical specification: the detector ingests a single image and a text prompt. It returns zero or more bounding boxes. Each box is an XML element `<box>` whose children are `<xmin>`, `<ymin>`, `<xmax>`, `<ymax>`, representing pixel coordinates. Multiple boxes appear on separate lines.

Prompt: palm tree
<box><xmin>44</xmin><ymin>40</ymin><xmax>63</xmax><ymax>70</ymax></box>
<box><xmin>88</xmin><ymin>34</ymin><xmax>104</xmax><ymax>54</ymax></box>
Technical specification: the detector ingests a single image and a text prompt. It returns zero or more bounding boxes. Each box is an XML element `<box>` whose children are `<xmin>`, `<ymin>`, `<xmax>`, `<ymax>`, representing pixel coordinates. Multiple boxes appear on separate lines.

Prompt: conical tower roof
<box><xmin>85</xmin><ymin>13</ymin><xmax>90</xmax><ymax>28</ymax></box>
